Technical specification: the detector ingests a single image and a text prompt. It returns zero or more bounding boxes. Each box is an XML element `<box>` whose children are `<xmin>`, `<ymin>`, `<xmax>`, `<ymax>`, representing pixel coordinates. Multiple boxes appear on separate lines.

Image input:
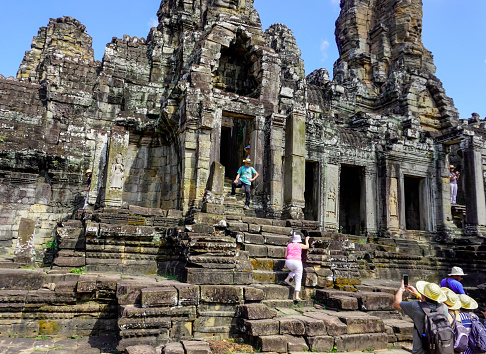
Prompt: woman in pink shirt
<box><xmin>282</xmin><ymin>231</ymin><xmax>310</xmax><ymax>301</ymax></box>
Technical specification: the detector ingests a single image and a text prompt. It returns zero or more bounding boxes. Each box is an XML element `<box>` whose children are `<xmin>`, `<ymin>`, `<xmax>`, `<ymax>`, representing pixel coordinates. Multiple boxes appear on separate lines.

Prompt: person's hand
<box><xmin>234</xmin><ymin>179</ymin><xmax>238</xmax><ymax>184</ymax></box>
<box><xmin>305</xmin><ymin>236</ymin><xmax>310</xmax><ymax>240</ymax></box>
<box><xmin>407</xmin><ymin>285</ymin><xmax>420</xmax><ymax>299</ymax></box>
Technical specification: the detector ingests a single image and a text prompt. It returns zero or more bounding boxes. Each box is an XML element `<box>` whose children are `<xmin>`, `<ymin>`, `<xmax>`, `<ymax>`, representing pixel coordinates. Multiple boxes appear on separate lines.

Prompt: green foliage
<box><xmin>35</xmin><ymin>335</ymin><xmax>49</xmax><ymax>340</ymax></box>
<box><xmin>70</xmin><ymin>266</ymin><xmax>85</xmax><ymax>274</ymax></box>
<box><xmin>45</xmin><ymin>238</ymin><xmax>57</xmax><ymax>249</ymax></box>
<box><xmin>328</xmin><ymin>346</ymin><xmax>338</xmax><ymax>353</ymax></box>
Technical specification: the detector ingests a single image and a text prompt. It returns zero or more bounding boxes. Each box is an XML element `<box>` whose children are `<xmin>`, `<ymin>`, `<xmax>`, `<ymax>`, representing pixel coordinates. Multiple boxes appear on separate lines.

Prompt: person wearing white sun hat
<box><xmin>440</xmin><ymin>266</ymin><xmax>467</xmax><ymax>295</ymax></box>
<box><xmin>441</xmin><ymin>287</ymin><xmax>462</xmax><ymax>324</ymax></box>
<box><xmin>458</xmin><ymin>294</ymin><xmax>479</xmax><ymax>354</ymax></box>
<box><xmin>395</xmin><ymin>281</ymin><xmax>448</xmax><ymax>354</ymax></box>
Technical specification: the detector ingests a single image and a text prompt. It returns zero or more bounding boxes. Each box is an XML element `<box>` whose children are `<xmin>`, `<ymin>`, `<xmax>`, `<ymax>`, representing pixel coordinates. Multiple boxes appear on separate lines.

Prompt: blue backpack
<box><xmin>450</xmin><ymin>311</ymin><xmax>468</xmax><ymax>352</ymax></box>
<box><xmin>468</xmin><ymin>314</ymin><xmax>486</xmax><ymax>354</ymax></box>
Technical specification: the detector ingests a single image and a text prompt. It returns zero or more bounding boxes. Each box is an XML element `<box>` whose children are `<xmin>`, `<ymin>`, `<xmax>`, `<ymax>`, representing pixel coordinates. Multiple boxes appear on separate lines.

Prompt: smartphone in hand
<box><xmin>403</xmin><ymin>274</ymin><xmax>409</xmax><ymax>288</ymax></box>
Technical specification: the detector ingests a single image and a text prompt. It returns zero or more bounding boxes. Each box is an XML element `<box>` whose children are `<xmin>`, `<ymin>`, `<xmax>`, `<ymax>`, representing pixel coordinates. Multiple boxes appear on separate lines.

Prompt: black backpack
<box><xmin>419</xmin><ymin>302</ymin><xmax>455</xmax><ymax>354</ymax></box>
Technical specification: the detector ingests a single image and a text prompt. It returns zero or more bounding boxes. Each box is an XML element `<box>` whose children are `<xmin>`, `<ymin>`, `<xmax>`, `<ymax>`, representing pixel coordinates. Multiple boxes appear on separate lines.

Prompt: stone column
<box><xmin>387</xmin><ymin>177</ymin><xmax>400</xmax><ymax>232</ymax></box>
<box><xmin>266</xmin><ymin>113</ymin><xmax>285</xmax><ymax>217</ymax></box>
<box><xmin>103</xmin><ymin>126</ymin><xmax>129</xmax><ymax>207</ymax></box>
<box><xmin>362</xmin><ymin>167</ymin><xmax>377</xmax><ymax>236</ymax></box>
<box><xmin>282</xmin><ymin>109</ymin><xmax>305</xmax><ymax>219</ymax></box>
<box><xmin>87</xmin><ymin>131</ymin><xmax>109</xmax><ymax>206</ymax></box>
<box><xmin>462</xmin><ymin>136</ymin><xmax>486</xmax><ymax>231</ymax></box>
<box><xmin>435</xmin><ymin>144</ymin><xmax>454</xmax><ymax>238</ymax></box>
<box><xmin>324</xmin><ymin>164</ymin><xmax>339</xmax><ymax>231</ymax></box>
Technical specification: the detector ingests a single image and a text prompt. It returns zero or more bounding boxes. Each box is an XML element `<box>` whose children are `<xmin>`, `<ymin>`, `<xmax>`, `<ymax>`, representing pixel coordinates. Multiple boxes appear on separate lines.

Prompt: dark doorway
<box><xmin>304</xmin><ymin>161</ymin><xmax>319</xmax><ymax>221</ymax></box>
<box><xmin>339</xmin><ymin>165</ymin><xmax>362</xmax><ymax>235</ymax></box>
<box><xmin>404</xmin><ymin>176</ymin><xmax>423</xmax><ymax>230</ymax></box>
<box><xmin>219</xmin><ymin>116</ymin><xmax>252</xmax><ymax>179</ymax></box>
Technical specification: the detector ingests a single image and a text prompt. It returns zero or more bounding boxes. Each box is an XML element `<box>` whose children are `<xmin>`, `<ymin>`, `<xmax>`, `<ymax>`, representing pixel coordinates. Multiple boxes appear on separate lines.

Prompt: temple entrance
<box><xmin>304</xmin><ymin>161</ymin><xmax>319</xmax><ymax>221</ymax></box>
<box><xmin>404</xmin><ymin>176</ymin><xmax>424</xmax><ymax>230</ymax></box>
<box><xmin>339</xmin><ymin>165</ymin><xmax>363</xmax><ymax>235</ymax></box>
<box><xmin>219</xmin><ymin>115</ymin><xmax>253</xmax><ymax>179</ymax></box>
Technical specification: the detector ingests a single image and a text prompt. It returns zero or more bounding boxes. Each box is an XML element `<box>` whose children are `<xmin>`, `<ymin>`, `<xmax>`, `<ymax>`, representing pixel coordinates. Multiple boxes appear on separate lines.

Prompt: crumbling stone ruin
<box><xmin>1</xmin><ymin>0</ymin><xmax>486</xmax><ymax>352</ymax></box>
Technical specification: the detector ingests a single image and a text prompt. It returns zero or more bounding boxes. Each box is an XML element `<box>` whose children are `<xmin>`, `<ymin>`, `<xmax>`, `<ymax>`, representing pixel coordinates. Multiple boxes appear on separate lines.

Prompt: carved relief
<box><xmin>110</xmin><ymin>154</ymin><xmax>125</xmax><ymax>190</ymax></box>
<box><xmin>388</xmin><ymin>178</ymin><xmax>399</xmax><ymax>229</ymax></box>
<box><xmin>326</xmin><ymin>186</ymin><xmax>337</xmax><ymax>218</ymax></box>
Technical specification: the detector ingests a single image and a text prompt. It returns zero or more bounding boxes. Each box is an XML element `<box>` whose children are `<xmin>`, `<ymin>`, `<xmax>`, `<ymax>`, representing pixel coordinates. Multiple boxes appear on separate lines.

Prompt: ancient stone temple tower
<box><xmin>0</xmin><ymin>0</ymin><xmax>485</xmax><ymax>264</ymax></box>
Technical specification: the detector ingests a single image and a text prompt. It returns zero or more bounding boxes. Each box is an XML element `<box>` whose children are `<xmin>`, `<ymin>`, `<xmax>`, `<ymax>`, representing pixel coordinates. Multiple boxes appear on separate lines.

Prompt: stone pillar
<box><xmin>282</xmin><ymin>109</ymin><xmax>306</xmax><ymax>219</ymax></box>
<box><xmin>267</xmin><ymin>113</ymin><xmax>285</xmax><ymax>217</ymax></box>
<box><xmin>324</xmin><ymin>164</ymin><xmax>339</xmax><ymax>231</ymax></box>
<box><xmin>435</xmin><ymin>144</ymin><xmax>454</xmax><ymax>238</ymax></box>
<box><xmin>387</xmin><ymin>177</ymin><xmax>400</xmax><ymax>232</ymax></box>
<box><xmin>250</xmin><ymin>116</ymin><xmax>265</xmax><ymax>198</ymax></box>
<box><xmin>362</xmin><ymin>167</ymin><xmax>377</xmax><ymax>236</ymax></box>
<box><xmin>103</xmin><ymin>126</ymin><xmax>129</xmax><ymax>207</ymax></box>
<box><xmin>14</xmin><ymin>218</ymin><xmax>36</xmax><ymax>264</ymax></box>
<box><xmin>87</xmin><ymin>131</ymin><xmax>109</xmax><ymax>206</ymax></box>
<box><xmin>463</xmin><ymin>136</ymin><xmax>486</xmax><ymax>231</ymax></box>
<box><xmin>201</xmin><ymin>161</ymin><xmax>225</xmax><ymax>214</ymax></box>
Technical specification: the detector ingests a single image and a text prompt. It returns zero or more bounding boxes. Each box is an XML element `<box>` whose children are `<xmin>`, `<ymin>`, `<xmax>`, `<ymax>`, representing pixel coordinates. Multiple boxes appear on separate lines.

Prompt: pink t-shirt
<box><xmin>286</xmin><ymin>242</ymin><xmax>302</xmax><ymax>261</ymax></box>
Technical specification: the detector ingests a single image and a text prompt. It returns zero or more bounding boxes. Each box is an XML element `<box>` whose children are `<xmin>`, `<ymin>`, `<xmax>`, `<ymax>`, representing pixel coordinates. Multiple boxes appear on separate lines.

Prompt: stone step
<box><xmin>263</xmin><ymin>299</ymin><xmax>314</xmax><ymax>308</ymax></box>
<box><xmin>253</xmin><ymin>284</ymin><xmax>293</xmax><ymax>299</ymax></box>
<box><xmin>249</xmin><ymin>258</ymin><xmax>286</xmax><ymax>271</ymax></box>
<box><xmin>252</xmin><ymin>270</ymin><xmax>288</xmax><ymax>284</ymax></box>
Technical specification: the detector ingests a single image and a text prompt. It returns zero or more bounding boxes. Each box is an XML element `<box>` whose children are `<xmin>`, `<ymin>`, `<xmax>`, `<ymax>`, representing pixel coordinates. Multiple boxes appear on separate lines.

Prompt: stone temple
<box><xmin>0</xmin><ymin>0</ymin><xmax>486</xmax><ymax>352</ymax></box>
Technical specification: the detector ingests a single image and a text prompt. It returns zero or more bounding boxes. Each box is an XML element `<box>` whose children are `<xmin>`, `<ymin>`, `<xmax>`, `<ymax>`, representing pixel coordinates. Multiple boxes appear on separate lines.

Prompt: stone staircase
<box><xmin>223</xmin><ymin>178</ymin><xmax>256</xmax><ymax>217</ymax></box>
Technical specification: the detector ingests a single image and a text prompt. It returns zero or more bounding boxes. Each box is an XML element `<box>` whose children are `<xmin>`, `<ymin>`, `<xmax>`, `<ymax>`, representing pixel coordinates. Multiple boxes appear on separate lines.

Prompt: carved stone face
<box><xmin>213</xmin><ymin>0</ymin><xmax>239</xmax><ymax>9</ymax></box>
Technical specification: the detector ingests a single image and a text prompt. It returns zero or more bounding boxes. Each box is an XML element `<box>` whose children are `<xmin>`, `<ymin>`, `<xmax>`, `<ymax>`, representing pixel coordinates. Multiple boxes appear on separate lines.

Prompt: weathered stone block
<box><xmin>307</xmin><ymin>335</ymin><xmax>334</xmax><ymax>352</ymax></box>
<box><xmin>279</xmin><ymin>317</ymin><xmax>305</xmax><ymax>335</ymax></box>
<box><xmin>263</xmin><ymin>234</ymin><xmax>289</xmax><ymax>246</ymax></box>
<box><xmin>162</xmin><ymin>342</ymin><xmax>184</xmax><ymax>354</ymax></box>
<box><xmin>289</xmin><ymin>315</ymin><xmax>326</xmax><ymax>336</ymax></box>
<box><xmin>255</xmin><ymin>335</ymin><xmax>287</xmax><ymax>352</ymax></box>
<box><xmin>304</xmin><ymin>312</ymin><xmax>347</xmax><ymax>336</ymax></box>
<box><xmin>266</xmin><ymin>245</ymin><xmax>285</xmax><ymax>258</ymax></box>
<box><xmin>244</xmin><ymin>233</ymin><xmax>264</xmax><ymax>244</ymax></box>
<box><xmin>240</xmin><ymin>319</ymin><xmax>279</xmax><ymax>336</ymax></box>
<box><xmin>181</xmin><ymin>340</ymin><xmax>211</xmax><ymax>354</ymax></box>
<box><xmin>186</xmin><ymin>268</ymin><xmax>233</xmax><ymax>285</ymax></box>
<box><xmin>358</xmin><ymin>291</ymin><xmax>395</xmax><ymax>311</ymax></box>
<box><xmin>261</xmin><ymin>225</ymin><xmax>292</xmax><ymax>235</ymax></box>
<box><xmin>334</xmin><ymin>333</ymin><xmax>388</xmax><ymax>352</ymax></box>
<box><xmin>285</xmin><ymin>334</ymin><xmax>309</xmax><ymax>352</ymax></box>
<box><xmin>126</xmin><ymin>345</ymin><xmax>157</xmax><ymax>354</ymax></box>
<box><xmin>244</xmin><ymin>287</ymin><xmax>264</xmax><ymax>301</ymax></box>
<box><xmin>244</xmin><ymin>244</ymin><xmax>267</xmax><ymax>257</ymax></box>
<box><xmin>141</xmin><ymin>287</ymin><xmax>178</xmax><ymax>308</ymax></box>
<box><xmin>200</xmin><ymin>285</ymin><xmax>243</xmax><ymax>303</ymax></box>
<box><xmin>236</xmin><ymin>303</ymin><xmax>276</xmax><ymax>320</ymax></box>
<box><xmin>174</xmin><ymin>284</ymin><xmax>199</xmax><ymax>306</ymax></box>
<box><xmin>338</xmin><ymin>313</ymin><xmax>384</xmax><ymax>334</ymax></box>
<box><xmin>117</xmin><ymin>282</ymin><xmax>148</xmax><ymax>305</ymax></box>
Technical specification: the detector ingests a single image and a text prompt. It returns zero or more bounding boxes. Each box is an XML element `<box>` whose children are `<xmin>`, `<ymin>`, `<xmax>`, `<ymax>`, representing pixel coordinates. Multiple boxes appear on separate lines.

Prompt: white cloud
<box><xmin>320</xmin><ymin>40</ymin><xmax>330</xmax><ymax>62</ymax></box>
<box><xmin>329</xmin><ymin>0</ymin><xmax>340</xmax><ymax>7</ymax></box>
<box><xmin>148</xmin><ymin>18</ymin><xmax>158</xmax><ymax>28</ymax></box>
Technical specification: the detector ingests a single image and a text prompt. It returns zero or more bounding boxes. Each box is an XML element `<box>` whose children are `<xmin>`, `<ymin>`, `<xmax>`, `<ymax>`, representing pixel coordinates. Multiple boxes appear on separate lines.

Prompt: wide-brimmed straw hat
<box><xmin>449</xmin><ymin>165</ymin><xmax>455</xmax><ymax>169</ymax></box>
<box><xmin>441</xmin><ymin>287</ymin><xmax>462</xmax><ymax>310</ymax></box>
<box><xmin>85</xmin><ymin>169</ymin><xmax>92</xmax><ymax>177</ymax></box>
<box><xmin>449</xmin><ymin>266</ymin><xmax>467</xmax><ymax>276</ymax></box>
<box><xmin>416</xmin><ymin>281</ymin><xmax>447</xmax><ymax>303</ymax></box>
<box><xmin>459</xmin><ymin>294</ymin><xmax>478</xmax><ymax>310</ymax></box>
<box><xmin>243</xmin><ymin>158</ymin><xmax>252</xmax><ymax>164</ymax></box>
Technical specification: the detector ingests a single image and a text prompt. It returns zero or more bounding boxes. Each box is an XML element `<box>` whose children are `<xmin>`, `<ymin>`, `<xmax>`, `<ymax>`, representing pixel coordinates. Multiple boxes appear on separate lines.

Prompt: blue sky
<box><xmin>0</xmin><ymin>0</ymin><xmax>484</xmax><ymax>119</ymax></box>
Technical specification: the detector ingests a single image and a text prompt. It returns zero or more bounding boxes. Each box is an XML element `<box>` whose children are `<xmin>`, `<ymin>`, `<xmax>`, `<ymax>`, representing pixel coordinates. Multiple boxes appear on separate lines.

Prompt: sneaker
<box><xmin>243</xmin><ymin>205</ymin><xmax>249</xmax><ymax>210</ymax></box>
